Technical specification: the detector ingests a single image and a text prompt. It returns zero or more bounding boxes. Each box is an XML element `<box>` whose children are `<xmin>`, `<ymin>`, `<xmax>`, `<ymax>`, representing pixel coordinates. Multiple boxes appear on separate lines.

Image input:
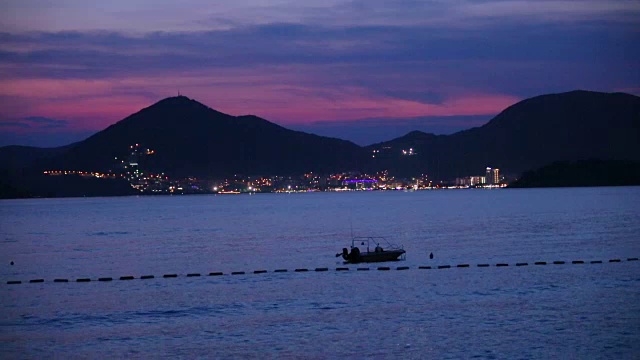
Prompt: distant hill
<box><xmin>0</xmin><ymin>145</ymin><xmax>80</xmax><ymax>198</ymax></box>
<box><xmin>0</xmin><ymin>145</ymin><xmax>70</xmax><ymax>170</ymax></box>
<box><xmin>38</xmin><ymin>96</ymin><xmax>367</xmax><ymax>178</ymax></box>
<box><xmin>0</xmin><ymin>171</ymin><xmax>135</xmax><ymax>199</ymax></box>
<box><xmin>509</xmin><ymin>159</ymin><xmax>640</xmax><ymax>188</ymax></box>
<box><xmin>367</xmin><ymin>90</ymin><xmax>640</xmax><ymax>179</ymax></box>
<box><xmin>0</xmin><ymin>90</ymin><xmax>639</xmax><ymax>198</ymax></box>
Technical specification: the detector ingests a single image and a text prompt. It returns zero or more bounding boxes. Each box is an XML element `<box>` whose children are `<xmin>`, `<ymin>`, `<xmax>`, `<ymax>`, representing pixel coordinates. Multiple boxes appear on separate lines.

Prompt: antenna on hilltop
<box><xmin>178</xmin><ymin>90</ymin><xmax>181</xmax><ymax>96</ymax></box>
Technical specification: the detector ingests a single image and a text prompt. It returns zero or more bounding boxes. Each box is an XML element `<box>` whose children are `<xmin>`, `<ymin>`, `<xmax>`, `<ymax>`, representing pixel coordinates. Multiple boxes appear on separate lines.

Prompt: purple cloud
<box><xmin>0</xmin><ymin>1</ymin><xmax>637</xmax><ymax>147</ymax></box>
<box><xmin>0</xmin><ymin>116</ymin><xmax>69</xmax><ymax>129</ymax></box>
<box><xmin>2</xmin><ymin>1</ymin><xmax>638</xmax><ymax>32</ymax></box>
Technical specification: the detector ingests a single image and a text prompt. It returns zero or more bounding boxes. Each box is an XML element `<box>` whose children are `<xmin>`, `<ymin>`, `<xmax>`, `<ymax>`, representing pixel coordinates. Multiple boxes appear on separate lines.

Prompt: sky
<box><xmin>0</xmin><ymin>0</ymin><xmax>638</xmax><ymax>147</ymax></box>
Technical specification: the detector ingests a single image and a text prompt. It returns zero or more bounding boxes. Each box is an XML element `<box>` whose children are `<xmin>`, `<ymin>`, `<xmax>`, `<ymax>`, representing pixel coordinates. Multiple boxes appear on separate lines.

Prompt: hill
<box><xmin>1</xmin><ymin>90</ymin><xmax>639</xmax><ymax>198</ymax></box>
<box><xmin>508</xmin><ymin>159</ymin><xmax>640</xmax><ymax>188</ymax></box>
<box><xmin>40</xmin><ymin>96</ymin><xmax>367</xmax><ymax>178</ymax></box>
<box><xmin>0</xmin><ymin>145</ymin><xmax>70</xmax><ymax>170</ymax></box>
<box><xmin>367</xmin><ymin>90</ymin><xmax>640</xmax><ymax>179</ymax></box>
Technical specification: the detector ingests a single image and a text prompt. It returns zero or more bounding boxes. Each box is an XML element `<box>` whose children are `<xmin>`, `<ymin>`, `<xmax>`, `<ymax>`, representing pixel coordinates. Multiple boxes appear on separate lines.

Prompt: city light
<box><xmin>43</xmin><ymin>144</ymin><xmax>507</xmax><ymax>195</ymax></box>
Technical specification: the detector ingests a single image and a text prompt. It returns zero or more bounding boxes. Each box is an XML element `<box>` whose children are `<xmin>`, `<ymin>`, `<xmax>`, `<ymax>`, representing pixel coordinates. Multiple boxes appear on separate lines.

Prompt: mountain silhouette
<box><xmin>1</xmin><ymin>90</ymin><xmax>639</xmax><ymax>197</ymax></box>
<box><xmin>41</xmin><ymin>96</ymin><xmax>366</xmax><ymax>177</ymax></box>
<box><xmin>366</xmin><ymin>90</ymin><xmax>640</xmax><ymax>179</ymax></box>
<box><xmin>509</xmin><ymin>159</ymin><xmax>640</xmax><ymax>188</ymax></box>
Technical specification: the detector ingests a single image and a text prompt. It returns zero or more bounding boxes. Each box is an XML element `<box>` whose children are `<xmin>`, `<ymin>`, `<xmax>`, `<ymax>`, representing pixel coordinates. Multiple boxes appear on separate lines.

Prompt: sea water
<box><xmin>1</xmin><ymin>187</ymin><xmax>639</xmax><ymax>358</ymax></box>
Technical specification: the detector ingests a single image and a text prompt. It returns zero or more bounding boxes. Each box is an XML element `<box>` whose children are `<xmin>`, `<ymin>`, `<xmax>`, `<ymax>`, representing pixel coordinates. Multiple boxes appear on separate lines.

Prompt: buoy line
<box><xmin>4</xmin><ymin>257</ymin><xmax>638</xmax><ymax>285</ymax></box>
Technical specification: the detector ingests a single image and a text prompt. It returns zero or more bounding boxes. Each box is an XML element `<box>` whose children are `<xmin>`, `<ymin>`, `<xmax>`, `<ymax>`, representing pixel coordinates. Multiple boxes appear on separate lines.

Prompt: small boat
<box><xmin>337</xmin><ymin>236</ymin><xmax>406</xmax><ymax>264</ymax></box>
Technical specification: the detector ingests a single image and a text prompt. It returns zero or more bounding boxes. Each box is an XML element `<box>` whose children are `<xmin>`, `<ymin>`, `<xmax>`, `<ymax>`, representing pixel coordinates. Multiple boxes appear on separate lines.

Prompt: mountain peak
<box><xmin>135</xmin><ymin>95</ymin><xmax>229</xmax><ymax>120</ymax></box>
<box><xmin>405</xmin><ymin>130</ymin><xmax>428</xmax><ymax>137</ymax></box>
<box><xmin>483</xmin><ymin>90</ymin><xmax>640</xmax><ymax>130</ymax></box>
<box><xmin>399</xmin><ymin>130</ymin><xmax>438</xmax><ymax>141</ymax></box>
<box><xmin>513</xmin><ymin>89</ymin><xmax>638</xmax><ymax>108</ymax></box>
<box><xmin>153</xmin><ymin>95</ymin><xmax>198</xmax><ymax>107</ymax></box>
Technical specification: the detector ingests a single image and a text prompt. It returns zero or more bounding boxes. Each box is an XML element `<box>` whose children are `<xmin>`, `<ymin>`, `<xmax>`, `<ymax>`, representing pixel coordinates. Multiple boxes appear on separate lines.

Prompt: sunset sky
<box><xmin>1</xmin><ymin>0</ymin><xmax>638</xmax><ymax>146</ymax></box>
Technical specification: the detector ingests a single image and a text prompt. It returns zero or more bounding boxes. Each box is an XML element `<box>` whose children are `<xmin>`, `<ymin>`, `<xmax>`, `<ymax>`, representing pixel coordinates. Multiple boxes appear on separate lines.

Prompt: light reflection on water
<box><xmin>1</xmin><ymin>187</ymin><xmax>639</xmax><ymax>358</ymax></box>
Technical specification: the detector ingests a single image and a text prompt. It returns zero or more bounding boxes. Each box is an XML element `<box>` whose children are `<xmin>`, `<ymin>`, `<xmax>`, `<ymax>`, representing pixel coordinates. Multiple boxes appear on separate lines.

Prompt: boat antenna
<box><xmin>349</xmin><ymin>206</ymin><xmax>355</xmax><ymax>239</ymax></box>
<box><xmin>349</xmin><ymin>216</ymin><xmax>355</xmax><ymax>249</ymax></box>
<box><xmin>350</xmin><ymin>218</ymin><xmax>354</xmax><ymax>239</ymax></box>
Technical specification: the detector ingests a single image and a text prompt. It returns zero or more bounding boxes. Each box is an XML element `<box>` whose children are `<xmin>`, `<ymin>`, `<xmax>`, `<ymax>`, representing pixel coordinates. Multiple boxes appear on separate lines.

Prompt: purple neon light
<box><xmin>344</xmin><ymin>179</ymin><xmax>377</xmax><ymax>183</ymax></box>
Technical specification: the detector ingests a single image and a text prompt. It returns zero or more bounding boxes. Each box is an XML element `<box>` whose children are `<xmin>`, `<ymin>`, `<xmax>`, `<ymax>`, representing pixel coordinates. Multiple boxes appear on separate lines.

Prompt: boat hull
<box><xmin>344</xmin><ymin>249</ymin><xmax>405</xmax><ymax>264</ymax></box>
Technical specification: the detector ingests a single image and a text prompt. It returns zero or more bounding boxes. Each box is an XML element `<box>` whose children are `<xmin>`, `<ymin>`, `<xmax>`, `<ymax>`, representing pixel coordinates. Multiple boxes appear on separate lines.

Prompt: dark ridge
<box><xmin>366</xmin><ymin>90</ymin><xmax>640</xmax><ymax>179</ymax></box>
<box><xmin>1</xmin><ymin>90</ymin><xmax>638</xmax><ymax>198</ymax></box>
<box><xmin>509</xmin><ymin>159</ymin><xmax>640</xmax><ymax>188</ymax></box>
<box><xmin>36</xmin><ymin>95</ymin><xmax>367</xmax><ymax>179</ymax></box>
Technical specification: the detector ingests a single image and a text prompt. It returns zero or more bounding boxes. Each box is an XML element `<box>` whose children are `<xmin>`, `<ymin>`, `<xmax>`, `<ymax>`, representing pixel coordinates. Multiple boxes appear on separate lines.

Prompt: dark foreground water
<box><xmin>1</xmin><ymin>187</ymin><xmax>639</xmax><ymax>358</ymax></box>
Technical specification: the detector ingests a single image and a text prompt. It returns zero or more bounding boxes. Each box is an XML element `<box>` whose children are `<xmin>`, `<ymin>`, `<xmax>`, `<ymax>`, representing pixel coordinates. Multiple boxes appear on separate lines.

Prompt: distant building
<box><xmin>455</xmin><ymin>176</ymin><xmax>485</xmax><ymax>186</ymax></box>
<box><xmin>492</xmin><ymin>168</ymin><xmax>500</xmax><ymax>184</ymax></box>
<box><xmin>456</xmin><ymin>177</ymin><xmax>466</xmax><ymax>186</ymax></box>
<box><xmin>485</xmin><ymin>167</ymin><xmax>501</xmax><ymax>185</ymax></box>
<box><xmin>471</xmin><ymin>176</ymin><xmax>485</xmax><ymax>186</ymax></box>
<box><xmin>342</xmin><ymin>179</ymin><xmax>377</xmax><ymax>190</ymax></box>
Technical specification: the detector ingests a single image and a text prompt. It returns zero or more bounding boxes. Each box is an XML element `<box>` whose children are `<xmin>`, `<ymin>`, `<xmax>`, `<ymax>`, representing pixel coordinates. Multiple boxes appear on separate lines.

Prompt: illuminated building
<box><xmin>492</xmin><ymin>168</ymin><xmax>500</xmax><ymax>184</ymax></box>
<box><xmin>485</xmin><ymin>167</ymin><xmax>493</xmax><ymax>184</ymax></box>
<box><xmin>471</xmin><ymin>176</ymin><xmax>485</xmax><ymax>186</ymax></box>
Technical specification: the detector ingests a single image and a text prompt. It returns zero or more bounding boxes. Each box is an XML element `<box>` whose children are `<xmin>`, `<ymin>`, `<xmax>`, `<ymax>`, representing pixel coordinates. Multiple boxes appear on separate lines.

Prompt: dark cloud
<box><xmin>0</xmin><ymin>3</ymin><xmax>638</xmax><ymax>147</ymax></box>
<box><xmin>1</xmin><ymin>21</ymin><xmax>636</xmax><ymax>108</ymax></box>
<box><xmin>0</xmin><ymin>115</ymin><xmax>94</xmax><ymax>147</ymax></box>
<box><xmin>23</xmin><ymin>116</ymin><xmax>69</xmax><ymax>128</ymax></box>
<box><xmin>0</xmin><ymin>130</ymin><xmax>95</xmax><ymax>148</ymax></box>
<box><xmin>1</xmin><ymin>21</ymin><xmax>636</xmax><ymax>77</ymax></box>
<box><xmin>0</xmin><ymin>121</ymin><xmax>31</xmax><ymax>128</ymax></box>
<box><xmin>0</xmin><ymin>116</ymin><xmax>70</xmax><ymax>130</ymax></box>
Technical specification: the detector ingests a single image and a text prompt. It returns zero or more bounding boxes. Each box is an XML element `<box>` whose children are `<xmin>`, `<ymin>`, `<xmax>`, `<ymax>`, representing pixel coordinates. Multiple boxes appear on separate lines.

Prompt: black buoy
<box><xmin>429</xmin><ymin>252</ymin><xmax>434</xmax><ymax>259</ymax></box>
<box><xmin>10</xmin><ymin>261</ymin><xmax>14</xmax><ymax>265</ymax></box>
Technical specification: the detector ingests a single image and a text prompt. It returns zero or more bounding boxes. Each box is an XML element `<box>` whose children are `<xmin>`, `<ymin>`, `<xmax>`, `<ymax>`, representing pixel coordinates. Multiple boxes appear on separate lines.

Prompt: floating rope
<box><xmin>4</xmin><ymin>257</ymin><xmax>637</xmax><ymax>285</ymax></box>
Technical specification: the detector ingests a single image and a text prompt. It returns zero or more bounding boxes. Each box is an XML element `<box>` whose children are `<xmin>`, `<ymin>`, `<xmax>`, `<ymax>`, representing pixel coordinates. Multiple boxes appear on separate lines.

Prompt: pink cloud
<box><xmin>0</xmin><ymin>71</ymin><xmax>520</xmax><ymax>135</ymax></box>
<box><xmin>206</xmin><ymin>86</ymin><xmax>520</xmax><ymax>124</ymax></box>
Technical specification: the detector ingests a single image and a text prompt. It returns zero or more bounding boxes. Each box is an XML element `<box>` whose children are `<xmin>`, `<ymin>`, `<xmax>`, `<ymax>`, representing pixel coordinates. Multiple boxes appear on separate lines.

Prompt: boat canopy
<box><xmin>350</xmin><ymin>236</ymin><xmax>403</xmax><ymax>253</ymax></box>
